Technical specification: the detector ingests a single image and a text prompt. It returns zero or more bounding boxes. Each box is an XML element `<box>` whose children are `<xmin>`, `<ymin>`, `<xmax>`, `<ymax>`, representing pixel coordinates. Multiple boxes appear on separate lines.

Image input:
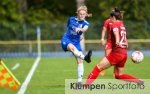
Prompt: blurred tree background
<box><xmin>0</xmin><ymin>0</ymin><xmax>150</xmax><ymax>40</ymax></box>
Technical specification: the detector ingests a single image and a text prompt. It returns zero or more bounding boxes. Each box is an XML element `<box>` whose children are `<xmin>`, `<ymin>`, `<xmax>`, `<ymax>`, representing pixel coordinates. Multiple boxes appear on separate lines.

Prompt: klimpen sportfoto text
<box><xmin>69</xmin><ymin>82</ymin><xmax>145</xmax><ymax>91</ymax></box>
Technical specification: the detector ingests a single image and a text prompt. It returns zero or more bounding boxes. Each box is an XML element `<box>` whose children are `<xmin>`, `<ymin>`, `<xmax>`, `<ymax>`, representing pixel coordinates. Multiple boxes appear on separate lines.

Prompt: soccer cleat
<box><xmin>137</xmin><ymin>80</ymin><xmax>144</xmax><ymax>86</ymax></box>
<box><xmin>73</xmin><ymin>82</ymin><xmax>83</xmax><ymax>90</ymax></box>
<box><xmin>77</xmin><ymin>82</ymin><xmax>82</xmax><ymax>88</ymax></box>
<box><xmin>76</xmin><ymin>82</ymin><xmax>90</xmax><ymax>90</ymax></box>
<box><xmin>137</xmin><ymin>80</ymin><xmax>144</xmax><ymax>88</ymax></box>
<box><xmin>84</xmin><ymin>50</ymin><xmax>92</xmax><ymax>63</ymax></box>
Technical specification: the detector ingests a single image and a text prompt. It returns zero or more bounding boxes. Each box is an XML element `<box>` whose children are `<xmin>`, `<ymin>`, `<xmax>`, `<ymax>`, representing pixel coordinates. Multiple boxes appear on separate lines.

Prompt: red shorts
<box><xmin>105</xmin><ymin>42</ymin><xmax>112</xmax><ymax>50</ymax></box>
<box><xmin>106</xmin><ymin>49</ymin><xmax>127</xmax><ymax>67</ymax></box>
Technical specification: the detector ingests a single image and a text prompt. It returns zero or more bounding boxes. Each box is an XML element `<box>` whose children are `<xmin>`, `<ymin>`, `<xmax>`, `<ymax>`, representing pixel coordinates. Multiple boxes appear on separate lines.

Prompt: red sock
<box><xmin>86</xmin><ymin>66</ymin><xmax>100</xmax><ymax>85</ymax></box>
<box><xmin>116</xmin><ymin>74</ymin><xmax>141</xmax><ymax>83</ymax></box>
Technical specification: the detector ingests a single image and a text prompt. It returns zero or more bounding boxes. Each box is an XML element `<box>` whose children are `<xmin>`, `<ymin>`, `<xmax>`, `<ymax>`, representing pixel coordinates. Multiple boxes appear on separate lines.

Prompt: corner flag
<box><xmin>0</xmin><ymin>59</ymin><xmax>21</xmax><ymax>90</ymax></box>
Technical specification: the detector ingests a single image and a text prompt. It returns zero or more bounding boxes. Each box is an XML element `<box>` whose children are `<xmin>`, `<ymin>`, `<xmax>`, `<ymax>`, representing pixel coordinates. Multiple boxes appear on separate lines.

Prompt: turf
<box><xmin>0</xmin><ymin>56</ymin><xmax>150</xmax><ymax>94</ymax></box>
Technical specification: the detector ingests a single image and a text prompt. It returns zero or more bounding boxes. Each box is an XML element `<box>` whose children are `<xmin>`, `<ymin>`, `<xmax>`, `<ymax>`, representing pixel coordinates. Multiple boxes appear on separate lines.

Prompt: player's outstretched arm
<box><xmin>101</xmin><ymin>27</ymin><xmax>107</xmax><ymax>45</ymax></box>
<box><xmin>75</xmin><ymin>25</ymin><xmax>88</xmax><ymax>33</ymax></box>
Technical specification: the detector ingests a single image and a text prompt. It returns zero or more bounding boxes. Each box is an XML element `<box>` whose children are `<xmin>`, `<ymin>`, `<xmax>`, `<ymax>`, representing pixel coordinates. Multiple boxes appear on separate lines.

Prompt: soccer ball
<box><xmin>131</xmin><ymin>51</ymin><xmax>144</xmax><ymax>64</ymax></box>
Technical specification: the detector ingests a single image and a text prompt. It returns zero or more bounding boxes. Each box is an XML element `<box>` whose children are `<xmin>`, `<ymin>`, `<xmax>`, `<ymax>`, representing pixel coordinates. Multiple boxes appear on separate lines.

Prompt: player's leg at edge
<box><xmin>85</xmin><ymin>57</ymin><xmax>144</xmax><ymax>86</ymax></box>
<box><xmin>75</xmin><ymin>50</ymin><xmax>92</xmax><ymax>89</ymax></box>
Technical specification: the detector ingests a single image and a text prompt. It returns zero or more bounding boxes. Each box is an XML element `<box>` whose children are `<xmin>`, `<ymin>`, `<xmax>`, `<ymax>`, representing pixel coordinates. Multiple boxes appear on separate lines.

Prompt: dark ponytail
<box><xmin>110</xmin><ymin>8</ymin><xmax>122</xmax><ymax>20</ymax></box>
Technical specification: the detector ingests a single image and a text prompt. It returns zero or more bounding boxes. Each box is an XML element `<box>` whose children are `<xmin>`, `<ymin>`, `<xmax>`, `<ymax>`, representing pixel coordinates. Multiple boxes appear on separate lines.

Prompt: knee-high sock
<box><xmin>86</xmin><ymin>66</ymin><xmax>100</xmax><ymax>85</ymax></box>
<box><xmin>114</xmin><ymin>66</ymin><xmax>141</xmax><ymax>83</ymax></box>
<box><xmin>73</xmin><ymin>49</ymin><xmax>85</xmax><ymax>60</ymax></box>
<box><xmin>78</xmin><ymin>63</ymin><xmax>84</xmax><ymax>82</ymax></box>
<box><xmin>115</xmin><ymin>74</ymin><xmax>141</xmax><ymax>83</ymax></box>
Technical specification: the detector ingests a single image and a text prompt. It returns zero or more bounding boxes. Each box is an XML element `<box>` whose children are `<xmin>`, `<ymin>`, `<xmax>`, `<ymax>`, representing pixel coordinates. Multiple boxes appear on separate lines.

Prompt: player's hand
<box><xmin>101</xmin><ymin>39</ymin><xmax>105</xmax><ymax>46</ymax></box>
<box><xmin>120</xmin><ymin>45</ymin><xmax>127</xmax><ymax>48</ymax></box>
<box><xmin>75</xmin><ymin>28</ymin><xmax>82</xmax><ymax>33</ymax></box>
<box><xmin>117</xmin><ymin>42</ymin><xmax>127</xmax><ymax>48</ymax></box>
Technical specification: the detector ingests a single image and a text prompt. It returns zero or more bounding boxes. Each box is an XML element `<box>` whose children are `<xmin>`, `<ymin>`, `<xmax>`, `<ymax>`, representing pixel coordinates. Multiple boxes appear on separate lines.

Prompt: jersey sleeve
<box><xmin>84</xmin><ymin>20</ymin><xmax>90</xmax><ymax>27</ymax></box>
<box><xmin>103</xmin><ymin>19</ymin><xmax>109</xmax><ymax>28</ymax></box>
<box><xmin>112</xmin><ymin>23</ymin><xmax>119</xmax><ymax>32</ymax></box>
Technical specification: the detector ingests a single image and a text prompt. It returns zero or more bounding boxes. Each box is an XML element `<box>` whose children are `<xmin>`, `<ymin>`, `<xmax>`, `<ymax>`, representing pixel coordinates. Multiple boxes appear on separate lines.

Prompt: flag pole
<box><xmin>37</xmin><ymin>26</ymin><xmax>41</xmax><ymax>58</ymax></box>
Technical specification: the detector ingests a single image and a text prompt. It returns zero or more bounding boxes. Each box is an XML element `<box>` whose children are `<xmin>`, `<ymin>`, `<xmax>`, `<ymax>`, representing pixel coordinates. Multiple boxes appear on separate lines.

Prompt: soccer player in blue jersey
<box><xmin>61</xmin><ymin>6</ymin><xmax>92</xmax><ymax>83</ymax></box>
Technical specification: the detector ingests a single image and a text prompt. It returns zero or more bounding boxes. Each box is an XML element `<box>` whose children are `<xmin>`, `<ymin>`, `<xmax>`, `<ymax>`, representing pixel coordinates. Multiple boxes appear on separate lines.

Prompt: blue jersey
<box><xmin>62</xmin><ymin>17</ymin><xmax>90</xmax><ymax>44</ymax></box>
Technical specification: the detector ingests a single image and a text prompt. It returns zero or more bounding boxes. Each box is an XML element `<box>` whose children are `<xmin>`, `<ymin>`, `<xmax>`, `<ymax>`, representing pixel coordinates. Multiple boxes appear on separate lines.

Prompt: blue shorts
<box><xmin>61</xmin><ymin>38</ymin><xmax>82</xmax><ymax>51</ymax></box>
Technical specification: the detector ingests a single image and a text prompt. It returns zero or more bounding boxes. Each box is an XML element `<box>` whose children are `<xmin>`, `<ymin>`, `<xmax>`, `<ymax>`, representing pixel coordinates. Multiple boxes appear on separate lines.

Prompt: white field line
<box><xmin>11</xmin><ymin>63</ymin><xmax>20</xmax><ymax>70</ymax></box>
<box><xmin>18</xmin><ymin>57</ymin><xmax>41</xmax><ymax>94</ymax></box>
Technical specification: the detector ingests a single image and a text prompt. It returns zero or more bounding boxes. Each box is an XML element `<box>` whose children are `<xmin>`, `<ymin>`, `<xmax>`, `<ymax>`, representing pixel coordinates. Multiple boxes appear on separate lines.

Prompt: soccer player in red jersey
<box><xmin>100</xmin><ymin>13</ymin><xmax>113</xmax><ymax>76</ymax></box>
<box><xmin>100</xmin><ymin>8</ymin><xmax>125</xmax><ymax>76</ymax></box>
<box><xmin>101</xmin><ymin>16</ymin><xmax>113</xmax><ymax>55</ymax></box>
<box><xmin>86</xmin><ymin>8</ymin><xmax>143</xmax><ymax>85</ymax></box>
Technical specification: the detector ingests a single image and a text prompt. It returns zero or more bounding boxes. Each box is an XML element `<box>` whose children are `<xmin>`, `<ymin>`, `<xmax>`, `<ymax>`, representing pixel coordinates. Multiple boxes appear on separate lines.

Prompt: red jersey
<box><xmin>103</xmin><ymin>19</ymin><xmax>113</xmax><ymax>43</ymax></box>
<box><xmin>106</xmin><ymin>20</ymin><xmax>127</xmax><ymax>67</ymax></box>
<box><xmin>110</xmin><ymin>20</ymin><xmax>127</xmax><ymax>53</ymax></box>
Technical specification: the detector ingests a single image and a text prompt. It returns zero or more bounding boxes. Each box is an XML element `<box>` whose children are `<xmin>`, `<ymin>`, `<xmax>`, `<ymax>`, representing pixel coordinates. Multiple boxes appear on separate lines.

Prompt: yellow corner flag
<box><xmin>0</xmin><ymin>59</ymin><xmax>21</xmax><ymax>90</ymax></box>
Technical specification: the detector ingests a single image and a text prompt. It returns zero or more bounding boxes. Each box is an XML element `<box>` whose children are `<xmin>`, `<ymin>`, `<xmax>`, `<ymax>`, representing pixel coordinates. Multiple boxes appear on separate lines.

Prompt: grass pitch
<box><xmin>0</xmin><ymin>56</ymin><xmax>150</xmax><ymax>94</ymax></box>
